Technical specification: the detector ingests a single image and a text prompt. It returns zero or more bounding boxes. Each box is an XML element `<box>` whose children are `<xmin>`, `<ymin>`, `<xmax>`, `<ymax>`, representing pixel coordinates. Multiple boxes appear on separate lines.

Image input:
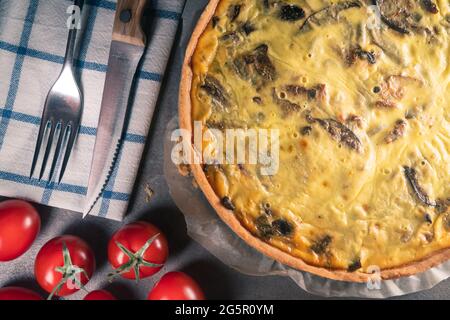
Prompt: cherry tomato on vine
<box><xmin>108</xmin><ymin>221</ymin><xmax>168</xmax><ymax>281</ymax></box>
<box><xmin>84</xmin><ymin>290</ymin><xmax>117</xmax><ymax>300</ymax></box>
<box><xmin>147</xmin><ymin>272</ymin><xmax>205</xmax><ymax>300</ymax></box>
<box><xmin>34</xmin><ymin>235</ymin><xmax>95</xmax><ymax>299</ymax></box>
<box><xmin>0</xmin><ymin>287</ymin><xmax>42</xmax><ymax>300</ymax></box>
<box><xmin>0</xmin><ymin>200</ymin><xmax>41</xmax><ymax>262</ymax></box>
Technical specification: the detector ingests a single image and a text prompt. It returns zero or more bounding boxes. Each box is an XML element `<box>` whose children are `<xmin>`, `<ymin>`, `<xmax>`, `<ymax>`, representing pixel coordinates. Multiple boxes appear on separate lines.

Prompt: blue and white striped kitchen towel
<box><xmin>0</xmin><ymin>0</ymin><xmax>185</xmax><ymax>220</ymax></box>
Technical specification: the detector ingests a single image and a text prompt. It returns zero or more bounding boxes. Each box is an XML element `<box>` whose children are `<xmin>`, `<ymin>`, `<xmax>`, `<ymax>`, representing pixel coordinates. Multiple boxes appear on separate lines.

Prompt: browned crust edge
<box><xmin>178</xmin><ymin>0</ymin><xmax>450</xmax><ymax>283</ymax></box>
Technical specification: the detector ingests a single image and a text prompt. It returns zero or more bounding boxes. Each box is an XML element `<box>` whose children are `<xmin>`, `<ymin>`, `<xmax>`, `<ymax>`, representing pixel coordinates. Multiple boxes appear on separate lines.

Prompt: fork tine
<box><xmin>58</xmin><ymin>123</ymin><xmax>79</xmax><ymax>183</ymax></box>
<box><xmin>39</xmin><ymin>121</ymin><xmax>57</xmax><ymax>181</ymax></box>
<box><xmin>48</xmin><ymin>122</ymin><xmax>66</xmax><ymax>183</ymax></box>
<box><xmin>30</xmin><ymin>119</ymin><xmax>49</xmax><ymax>178</ymax></box>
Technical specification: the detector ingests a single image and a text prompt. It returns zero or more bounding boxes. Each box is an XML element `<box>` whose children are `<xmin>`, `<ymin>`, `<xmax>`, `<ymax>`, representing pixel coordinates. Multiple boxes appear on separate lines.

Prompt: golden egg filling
<box><xmin>188</xmin><ymin>0</ymin><xmax>450</xmax><ymax>275</ymax></box>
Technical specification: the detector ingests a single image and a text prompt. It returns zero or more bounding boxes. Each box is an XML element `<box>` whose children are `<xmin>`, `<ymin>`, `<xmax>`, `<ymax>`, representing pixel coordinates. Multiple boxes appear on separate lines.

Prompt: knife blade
<box><xmin>84</xmin><ymin>0</ymin><xmax>148</xmax><ymax>217</ymax></box>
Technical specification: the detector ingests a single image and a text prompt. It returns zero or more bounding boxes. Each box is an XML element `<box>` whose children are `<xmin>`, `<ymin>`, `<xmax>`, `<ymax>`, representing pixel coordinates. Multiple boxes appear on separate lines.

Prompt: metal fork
<box><xmin>30</xmin><ymin>0</ymin><xmax>83</xmax><ymax>183</ymax></box>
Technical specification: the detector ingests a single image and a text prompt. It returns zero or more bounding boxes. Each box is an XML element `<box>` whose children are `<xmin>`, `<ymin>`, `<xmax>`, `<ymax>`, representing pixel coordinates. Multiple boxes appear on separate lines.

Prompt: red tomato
<box><xmin>147</xmin><ymin>272</ymin><xmax>205</xmax><ymax>300</ymax></box>
<box><xmin>108</xmin><ymin>222</ymin><xmax>168</xmax><ymax>280</ymax></box>
<box><xmin>84</xmin><ymin>290</ymin><xmax>117</xmax><ymax>300</ymax></box>
<box><xmin>0</xmin><ymin>287</ymin><xmax>42</xmax><ymax>300</ymax></box>
<box><xmin>0</xmin><ymin>200</ymin><xmax>41</xmax><ymax>262</ymax></box>
<box><xmin>35</xmin><ymin>235</ymin><xmax>95</xmax><ymax>298</ymax></box>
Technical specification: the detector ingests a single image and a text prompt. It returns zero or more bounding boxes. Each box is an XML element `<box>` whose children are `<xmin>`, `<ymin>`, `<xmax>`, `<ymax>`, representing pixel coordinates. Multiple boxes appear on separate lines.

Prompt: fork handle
<box><xmin>112</xmin><ymin>0</ymin><xmax>148</xmax><ymax>47</ymax></box>
<box><xmin>64</xmin><ymin>0</ymin><xmax>84</xmax><ymax>68</ymax></box>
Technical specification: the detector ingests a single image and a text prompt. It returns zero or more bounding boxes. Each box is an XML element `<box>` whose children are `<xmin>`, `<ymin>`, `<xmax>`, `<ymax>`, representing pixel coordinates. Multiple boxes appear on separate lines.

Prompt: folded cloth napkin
<box><xmin>0</xmin><ymin>0</ymin><xmax>185</xmax><ymax>220</ymax></box>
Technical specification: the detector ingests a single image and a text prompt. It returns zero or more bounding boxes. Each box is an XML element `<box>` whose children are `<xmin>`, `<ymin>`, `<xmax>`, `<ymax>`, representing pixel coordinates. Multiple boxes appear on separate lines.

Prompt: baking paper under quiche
<box><xmin>180</xmin><ymin>0</ymin><xmax>450</xmax><ymax>281</ymax></box>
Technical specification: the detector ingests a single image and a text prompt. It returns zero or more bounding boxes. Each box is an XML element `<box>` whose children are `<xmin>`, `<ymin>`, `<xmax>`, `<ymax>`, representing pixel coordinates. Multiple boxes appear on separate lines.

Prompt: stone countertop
<box><xmin>0</xmin><ymin>0</ymin><xmax>448</xmax><ymax>300</ymax></box>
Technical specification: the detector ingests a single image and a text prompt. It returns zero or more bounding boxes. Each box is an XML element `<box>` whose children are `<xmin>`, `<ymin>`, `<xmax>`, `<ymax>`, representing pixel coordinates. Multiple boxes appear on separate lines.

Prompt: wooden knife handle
<box><xmin>112</xmin><ymin>0</ymin><xmax>147</xmax><ymax>47</ymax></box>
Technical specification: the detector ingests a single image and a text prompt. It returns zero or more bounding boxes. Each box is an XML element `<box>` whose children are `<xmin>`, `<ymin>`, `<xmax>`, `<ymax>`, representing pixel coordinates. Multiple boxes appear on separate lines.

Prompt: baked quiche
<box><xmin>180</xmin><ymin>0</ymin><xmax>450</xmax><ymax>281</ymax></box>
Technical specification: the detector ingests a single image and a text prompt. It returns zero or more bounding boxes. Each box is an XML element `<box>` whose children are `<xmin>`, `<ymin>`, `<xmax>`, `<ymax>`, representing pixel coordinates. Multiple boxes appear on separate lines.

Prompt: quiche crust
<box><xmin>179</xmin><ymin>0</ymin><xmax>450</xmax><ymax>282</ymax></box>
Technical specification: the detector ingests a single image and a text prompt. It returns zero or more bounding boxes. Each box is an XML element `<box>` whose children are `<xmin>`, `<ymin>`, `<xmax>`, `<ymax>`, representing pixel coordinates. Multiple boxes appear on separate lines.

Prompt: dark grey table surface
<box><xmin>0</xmin><ymin>0</ymin><xmax>449</xmax><ymax>300</ymax></box>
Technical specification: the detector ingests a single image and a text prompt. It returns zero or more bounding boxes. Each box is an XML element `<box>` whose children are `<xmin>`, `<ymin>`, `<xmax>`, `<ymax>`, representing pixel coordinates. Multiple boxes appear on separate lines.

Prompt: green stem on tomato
<box><xmin>47</xmin><ymin>242</ymin><xmax>89</xmax><ymax>300</ymax></box>
<box><xmin>108</xmin><ymin>234</ymin><xmax>163</xmax><ymax>283</ymax></box>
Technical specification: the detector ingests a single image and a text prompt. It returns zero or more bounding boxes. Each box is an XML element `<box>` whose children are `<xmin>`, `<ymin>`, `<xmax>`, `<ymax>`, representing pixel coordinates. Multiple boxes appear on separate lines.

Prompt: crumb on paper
<box><xmin>177</xmin><ymin>164</ymin><xmax>191</xmax><ymax>177</ymax></box>
<box><xmin>144</xmin><ymin>183</ymin><xmax>154</xmax><ymax>203</ymax></box>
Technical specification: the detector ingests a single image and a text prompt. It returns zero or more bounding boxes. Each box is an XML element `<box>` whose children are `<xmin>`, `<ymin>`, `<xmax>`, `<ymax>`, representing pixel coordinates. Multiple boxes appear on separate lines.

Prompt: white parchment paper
<box><xmin>163</xmin><ymin>117</ymin><xmax>450</xmax><ymax>298</ymax></box>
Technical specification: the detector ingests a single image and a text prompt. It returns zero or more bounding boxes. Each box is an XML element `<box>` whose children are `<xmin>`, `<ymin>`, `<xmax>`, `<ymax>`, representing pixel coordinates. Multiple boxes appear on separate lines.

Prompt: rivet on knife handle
<box><xmin>113</xmin><ymin>0</ymin><xmax>147</xmax><ymax>47</ymax></box>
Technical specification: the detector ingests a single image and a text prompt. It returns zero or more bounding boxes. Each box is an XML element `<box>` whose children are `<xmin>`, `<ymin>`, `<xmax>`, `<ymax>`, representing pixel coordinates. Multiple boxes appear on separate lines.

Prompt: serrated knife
<box><xmin>84</xmin><ymin>0</ymin><xmax>148</xmax><ymax>217</ymax></box>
